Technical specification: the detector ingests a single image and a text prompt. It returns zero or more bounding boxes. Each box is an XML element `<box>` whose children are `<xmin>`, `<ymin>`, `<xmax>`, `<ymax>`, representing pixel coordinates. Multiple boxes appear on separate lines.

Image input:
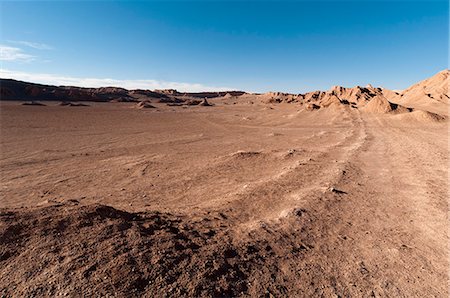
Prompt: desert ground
<box><xmin>0</xmin><ymin>71</ymin><xmax>448</xmax><ymax>297</ymax></box>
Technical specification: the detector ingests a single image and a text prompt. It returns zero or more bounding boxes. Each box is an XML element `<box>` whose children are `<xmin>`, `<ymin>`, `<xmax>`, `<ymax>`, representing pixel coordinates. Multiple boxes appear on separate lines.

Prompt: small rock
<box><xmin>200</xmin><ymin>97</ymin><xmax>212</xmax><ymax>106</ymax></box>
<box><xmin>329</xmin><ymin>187</ymin><xmax>347</xmax><ymax>194</ymax></box>
<box><xmin>293</xmin><ymin>208</ymin><xmax>306</xmax><ymax>217</ymax></box>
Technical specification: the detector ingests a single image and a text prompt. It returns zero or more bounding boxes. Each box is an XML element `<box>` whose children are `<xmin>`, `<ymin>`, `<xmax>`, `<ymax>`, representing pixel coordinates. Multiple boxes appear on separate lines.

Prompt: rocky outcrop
<box><xmin>397</xmin><ymin>69</ymin><xmax>449</xmax><ymax>105</ymax></box>
<box><xmin>0</xmin><ymin>79</ymin><xmax>135</xmax><ymax>102</ymax></box>
<box><xmin>0</xmin><ymin>79</ymin><xmax>245</xmax><ymax>103</ymax></box>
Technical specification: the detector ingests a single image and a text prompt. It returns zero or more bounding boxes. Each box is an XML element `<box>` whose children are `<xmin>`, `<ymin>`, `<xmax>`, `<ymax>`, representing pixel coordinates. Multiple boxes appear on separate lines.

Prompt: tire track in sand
<box><xmin>224</xmin><ymin>107</ymin><xmax>368</xmax><ymax>230</ymax></box>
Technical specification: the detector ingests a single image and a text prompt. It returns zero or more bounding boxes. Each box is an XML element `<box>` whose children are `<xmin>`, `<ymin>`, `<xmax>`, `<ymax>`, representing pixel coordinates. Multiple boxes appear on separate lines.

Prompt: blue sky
<box><xmin>0</xmin><ymin>1</ymin><xmax>448</xmax><ymax>92</ymax></box>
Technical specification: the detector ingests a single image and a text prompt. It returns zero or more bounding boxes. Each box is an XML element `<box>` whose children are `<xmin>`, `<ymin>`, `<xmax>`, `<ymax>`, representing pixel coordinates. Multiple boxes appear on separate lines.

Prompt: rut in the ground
<box><xmin>226</xmin><ymin>108</ymin><xmax>368</xmax><ymax>228</ymax></box>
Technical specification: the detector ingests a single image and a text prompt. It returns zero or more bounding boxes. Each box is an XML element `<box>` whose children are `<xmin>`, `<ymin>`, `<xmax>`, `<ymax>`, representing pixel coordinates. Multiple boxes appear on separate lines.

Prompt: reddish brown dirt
<box><xmin>0</xmin><ymin>99</ymin><xmax>448</xmax><ymax>297</ymax></box>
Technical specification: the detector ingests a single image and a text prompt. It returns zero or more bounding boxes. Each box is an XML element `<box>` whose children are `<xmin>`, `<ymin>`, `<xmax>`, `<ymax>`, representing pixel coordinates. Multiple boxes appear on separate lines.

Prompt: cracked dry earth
<box><xmin>0</xmin><ymin>101</ymin><xmax>448</xmax><ymax>297</ymax></box>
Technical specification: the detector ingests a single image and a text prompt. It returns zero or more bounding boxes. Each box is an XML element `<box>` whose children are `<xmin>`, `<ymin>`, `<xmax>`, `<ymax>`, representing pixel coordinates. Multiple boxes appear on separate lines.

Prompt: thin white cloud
<box><xmin>7</xmin><ymin>40</ymin><xmax>53</xmax><ymax>50</ymax></box>
<box><xmin>0</xmin><ymin>45</ymin><xmax>35</xmax><ymax>62</ymax></box>
<box><xmin>0</xmin><ymin>69</ymin><xmax>233</xmax><ymax>92</ymax></box>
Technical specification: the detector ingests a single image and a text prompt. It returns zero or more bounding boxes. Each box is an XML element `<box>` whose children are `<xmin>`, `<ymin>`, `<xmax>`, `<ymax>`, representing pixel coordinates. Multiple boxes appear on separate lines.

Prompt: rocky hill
<box><xmin>1</xmin><ymin>70</ymin><xmax>448</xmax><ymax>116</ymax></box>
<box><xmin>0</xmin><ymin>79</ymin><xmax>245</xmax><ymax>103</ymax></box>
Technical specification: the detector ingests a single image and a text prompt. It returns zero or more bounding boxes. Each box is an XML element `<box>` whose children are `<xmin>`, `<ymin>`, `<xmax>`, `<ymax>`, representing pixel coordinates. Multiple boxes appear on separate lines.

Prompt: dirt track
<box><xmin>0</xmin><ymin>101</ymin><xmax>448</xmax><ymax>297</ymax></box>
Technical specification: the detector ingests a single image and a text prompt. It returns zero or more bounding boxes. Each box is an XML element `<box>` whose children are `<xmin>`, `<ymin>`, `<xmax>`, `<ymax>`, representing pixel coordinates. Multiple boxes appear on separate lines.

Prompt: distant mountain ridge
<box><xmin>0</xmin><ymin>71</ymin><xmax>448</xmax><ymax>111</ymax></box>
<box><xmin>0</xmin><ymin>78</ymin><xmax>246</xmax><ymax>103</ymax></box>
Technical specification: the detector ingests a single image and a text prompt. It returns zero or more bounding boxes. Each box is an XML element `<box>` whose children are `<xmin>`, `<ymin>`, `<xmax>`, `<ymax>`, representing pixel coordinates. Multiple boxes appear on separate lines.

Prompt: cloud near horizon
<box><xmin>0</xmin><ymin>45</ymin><xmax>35</xmax><ymax>62</ymax></box>
<box><xmin>7</xmin><ymin>40</ymin><xmax>53</xmax><ymax>50</ymax></box>
<box><xmin>0</xmin><ymin>69</ymin><xmax>234</xmax><ymax>92</ymax></box>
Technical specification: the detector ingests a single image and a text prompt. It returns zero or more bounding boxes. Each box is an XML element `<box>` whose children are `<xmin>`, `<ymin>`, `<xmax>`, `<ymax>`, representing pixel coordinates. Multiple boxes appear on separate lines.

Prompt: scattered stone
<box><xmin>329</xmin><ymin>187</ymin><xmax>347</xmax><ymax>194</ymax></box>
<box><xmin>293</xmin><ymin>208</ymin><xmax>306</xmax><ymax>217</ymax></box>
<box><xmin>185</xmin><ymin>99</ymin><xmax>202</xmax><ymax>106</ymax></box>
<box><xmin>22</xmin><ymin>101</ymin><xmax>46</xmax><ymax>106</ymax></box>
<box><xmin>199</xmin><ymin>97</ymin><xmax>212</xmax><ymax>106</ymax></box>
<box><xmin>66</xmin><ymin>199</ymin><xmax>80</xmax><ymax>205</ymax></box>
<box><xmin>59</xmin><ymin>102</ymin><xmax>90</xmax><ymax>107</ymax></box>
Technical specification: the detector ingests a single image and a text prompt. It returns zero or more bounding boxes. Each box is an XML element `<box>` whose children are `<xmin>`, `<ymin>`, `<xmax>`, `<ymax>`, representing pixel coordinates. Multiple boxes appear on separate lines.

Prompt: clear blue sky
<box><xmin>0</xmin><ymin>0</ymin><xmax>448</xmax><ymax>92</ymax></box>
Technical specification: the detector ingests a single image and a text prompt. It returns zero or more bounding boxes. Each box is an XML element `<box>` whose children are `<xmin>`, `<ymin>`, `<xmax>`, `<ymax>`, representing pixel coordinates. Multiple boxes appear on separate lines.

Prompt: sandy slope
<box><xmin>0</xmin><ymin>100</ymin><xmax>448</xmax><ymax>297</ymax></box>
<box><xmin>389</xmin><ymin>70</ymin><xmax>449</xmax><ymax>115</ymax></box>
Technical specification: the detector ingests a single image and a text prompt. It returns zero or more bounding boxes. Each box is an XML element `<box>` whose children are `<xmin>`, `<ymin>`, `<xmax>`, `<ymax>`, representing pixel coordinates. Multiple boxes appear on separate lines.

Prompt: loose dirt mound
<box><xmin>393</xmin><ymin>110</ymin><xmax>448</xmax><ymax>123</ymax></box>
<box><xmin>362</xmin><ymin>95</ymin><xmax>411</xmax><ymax>114</ymax></box>
<box><xmin>136</xmin><ymin>101</ymin><xmax>156</xmax><ymax>109</ymax></box>
<box><xmin>0</xmin><ymin>204</ymin><xmax>310</xmax><ymax>297</ymax></box>
<box><xmin>0</xmin><ymin>204</ymin><xmax>236</xmax><ymax>296</ymax></box>
<box><xmin>362</xmin><ymin>96</ymin><xmax>393</xmax><ymax>113</ymax></box>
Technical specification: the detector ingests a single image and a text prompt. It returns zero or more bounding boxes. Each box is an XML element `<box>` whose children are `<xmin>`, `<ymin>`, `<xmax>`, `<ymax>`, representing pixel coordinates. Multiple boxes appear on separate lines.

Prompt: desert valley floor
<box><xmin>0</xmin><ymin>79</ymin><xmax>449</xmax><ymax>297</ymax></box>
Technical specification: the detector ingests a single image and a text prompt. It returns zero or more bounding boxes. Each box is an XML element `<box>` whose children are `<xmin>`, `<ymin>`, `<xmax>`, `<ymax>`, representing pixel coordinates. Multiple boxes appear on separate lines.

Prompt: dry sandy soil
<box><xmin>0</xmin><ymin>80</ymin><xmax>449</xmax><ymax>297</ymax></box>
